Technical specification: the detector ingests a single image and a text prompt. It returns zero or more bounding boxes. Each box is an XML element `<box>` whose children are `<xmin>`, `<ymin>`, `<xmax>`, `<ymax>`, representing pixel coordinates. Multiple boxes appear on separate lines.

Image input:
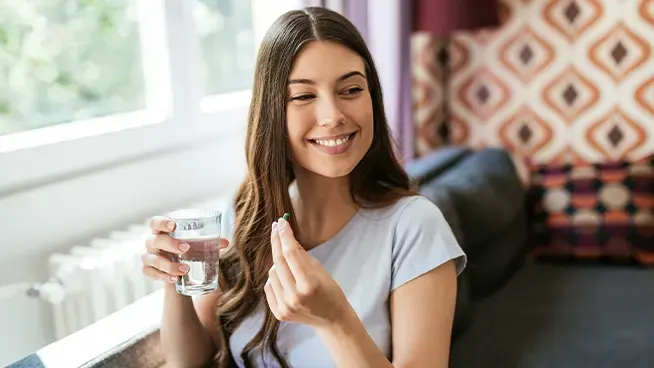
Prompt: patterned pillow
<box><xmin>528</xmin><ymin>155</ymin><xmax>654</xmax><ymax>266</ymax></box>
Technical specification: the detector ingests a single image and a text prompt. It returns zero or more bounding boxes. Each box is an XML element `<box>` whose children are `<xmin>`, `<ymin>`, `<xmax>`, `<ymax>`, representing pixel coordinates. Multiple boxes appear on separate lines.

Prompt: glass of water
<box><xmin>167</xmin><ymin>209</ymin><xmax>222</xmax><ymax>296</ymax></box>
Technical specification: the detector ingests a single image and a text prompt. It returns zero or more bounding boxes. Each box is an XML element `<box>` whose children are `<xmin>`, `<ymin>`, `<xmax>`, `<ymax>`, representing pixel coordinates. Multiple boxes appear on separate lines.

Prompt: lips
<box><xmin>308</xmin><ymin>132</ymin><xmax>356</xmax><ymax>155</ymax></box>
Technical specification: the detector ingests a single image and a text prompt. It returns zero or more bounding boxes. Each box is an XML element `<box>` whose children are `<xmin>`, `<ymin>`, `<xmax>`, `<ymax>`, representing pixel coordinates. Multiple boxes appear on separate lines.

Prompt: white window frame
<box><xmin>0</xmin><ymin>0</ymin><xmax>287</xmax><ymax>195</ymax></box>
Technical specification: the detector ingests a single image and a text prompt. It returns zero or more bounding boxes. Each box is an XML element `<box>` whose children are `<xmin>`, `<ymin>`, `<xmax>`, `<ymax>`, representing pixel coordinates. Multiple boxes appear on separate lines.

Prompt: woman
<box><xmin>142</xmin><ymin>7</ymin><xmax>466</xmax><ymax>368</ymax></box>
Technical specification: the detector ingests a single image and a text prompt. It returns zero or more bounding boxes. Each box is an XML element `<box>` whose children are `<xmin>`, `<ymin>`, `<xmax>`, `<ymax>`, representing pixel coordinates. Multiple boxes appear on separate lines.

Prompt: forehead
<box><xmin>289</xmin><ymin>41</ymin><xmax>365</xmax><ymax>80</ymax></box>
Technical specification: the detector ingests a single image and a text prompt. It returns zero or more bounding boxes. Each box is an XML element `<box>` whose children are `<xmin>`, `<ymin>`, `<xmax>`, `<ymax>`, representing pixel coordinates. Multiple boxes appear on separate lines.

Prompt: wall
<box><xmin>0</xmin><ymin>131</ymin><xmax>246</xmax><ymax>366</ymax></box>
<box><xmin>413</xmin><ymin>0</ymin><xmax>654</xmax><ymax>163</ymax></box>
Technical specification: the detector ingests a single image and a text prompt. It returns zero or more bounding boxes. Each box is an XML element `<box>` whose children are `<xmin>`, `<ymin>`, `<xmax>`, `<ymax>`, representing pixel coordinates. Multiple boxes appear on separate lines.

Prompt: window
<box><xmin>0</xmin><ymin>0</ymin><xmax>145</xmax><ymax>136</ymax></box>
<box><xmin>196</xmin><ymin>0</ymin><xmax>256</xmax><ymax>96</ymax></box>
<box><xmin>0</xmin><ymin>0</ymin><xmax>300</xmax><ymax>192</ymax></box>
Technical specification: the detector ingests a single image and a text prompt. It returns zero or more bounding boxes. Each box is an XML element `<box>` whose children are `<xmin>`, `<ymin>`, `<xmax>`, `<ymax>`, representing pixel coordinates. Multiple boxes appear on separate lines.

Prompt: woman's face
<box><xmin>286</xmin><ymin>41</ymin><xmax>374</xmax><ymax>179</ymax></box>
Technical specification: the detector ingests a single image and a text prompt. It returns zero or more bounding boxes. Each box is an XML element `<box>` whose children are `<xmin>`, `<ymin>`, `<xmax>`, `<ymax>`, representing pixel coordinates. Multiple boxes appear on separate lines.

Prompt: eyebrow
<box><xmin>288</xmin><ymin>71</ymin><xmax>365</xmax><ymax>85</ymax></box>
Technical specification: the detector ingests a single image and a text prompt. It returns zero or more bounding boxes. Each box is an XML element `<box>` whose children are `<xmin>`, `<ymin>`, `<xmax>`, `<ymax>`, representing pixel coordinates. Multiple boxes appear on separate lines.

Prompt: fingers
<box><xmin>141</xmin><ymin>253</ymin><xmax>189</xmax><ymax>276</ymax></box>
<box><xmin>276</xmin><ymin>217</ymin><xmax>307</xmax><ymax>279</ymax></box>
<box><xmin>142</xmin><ymin>265</ymin><xmax>179</xmax><ymax>283</ymax></box>
<box><xmin>266</xmin><ymin>268</ymin><xmax>296</xmax><ymax>321</ymax></box>
<box><xmin>271</xmin><ymin>222</ymin><xmax>283</xmax><ymax>261</ymax></box>
<box><xmin>145</xmin><ymin>234</ymin><xmax>190</xmax><ymax>254</ymax></box>
<box><xmin>149</xmin><ymin>216</ymin><xmax>176</xmax><ymax>234</ymax></box>
<box><xmin>276</xmin><ymin>217</ymin><xmax>302</xmax><ymax>252</ymax></box>
<box><xmin>264</xmin><ymin>282</ymin><xmax>281</xmax><ymax>317</ymax></box>
<box><xmin>271</xmin><ymin>222</ymin><xmax>296</xmax><ymax>290</ymax></box>
<box><xmin>267</xmin><ymin>266</ymin><xmax>286</xmax><ymax>302</ymax></box>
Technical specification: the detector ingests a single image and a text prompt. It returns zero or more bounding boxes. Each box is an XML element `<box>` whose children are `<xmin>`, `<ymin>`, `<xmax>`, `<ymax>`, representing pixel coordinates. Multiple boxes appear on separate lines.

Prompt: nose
<box><xmin>316</xmin><ymin>96</ymin><xmax>345</xmax><ymax>127</ymax></box>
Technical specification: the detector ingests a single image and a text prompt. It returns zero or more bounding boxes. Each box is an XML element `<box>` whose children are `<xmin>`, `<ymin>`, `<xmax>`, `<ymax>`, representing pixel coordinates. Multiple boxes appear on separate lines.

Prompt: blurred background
<box><xmin>2</xmin><ymin>0</ymin><xmax>654</xmax><ymax>366</ymax></box>
<box><xmin>0</xmin><ymin>0</ymin><xmax>302</xmax><ymax>364</ymax></box>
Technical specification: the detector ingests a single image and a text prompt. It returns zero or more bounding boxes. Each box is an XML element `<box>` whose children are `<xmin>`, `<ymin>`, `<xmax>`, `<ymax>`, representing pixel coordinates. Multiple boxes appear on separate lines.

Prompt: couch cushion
<box><xmin>406</xmin><ymin>146</ymin><xmax>472</xmax><ymax>186</ymax></box>
<box><xmin>451</xmin><ymin>261</ymin><xmax>654</xmax><ymax>368</ymax></box>
<box><xmin>528</xmin><ymin>155</ymin><xmax>654</xmax><ymax>265</ymax></box>
<box><xmin>432</xmin><ymin>148</ymin><xmax>527</xmax><ymax>247</ymax></box>
<box><xmin>465</xmin><ymin>211</ymin><xmax>528</xmax><ymax>299</ymax></box>
<box><xmin>418</xmin><ymin>147</ymin><xmax>529</xmax><ymax>298</ymax></box>
<box><xmin>416</xmin><ymin>187</ymin><xmax>474</xmax><ymax>339</ymax></box>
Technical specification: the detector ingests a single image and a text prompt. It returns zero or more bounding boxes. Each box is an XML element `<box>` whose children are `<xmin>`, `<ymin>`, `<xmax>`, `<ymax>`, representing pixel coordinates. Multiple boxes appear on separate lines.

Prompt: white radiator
<box><xmin>47</xmin><ymin>222</ymin><xmax>160</xmax><ymax>340</ymax></box>
<box><xmin>4</xmin><ymin>196</ymin><xmax>230</xmax><ymax>340</ymax></box>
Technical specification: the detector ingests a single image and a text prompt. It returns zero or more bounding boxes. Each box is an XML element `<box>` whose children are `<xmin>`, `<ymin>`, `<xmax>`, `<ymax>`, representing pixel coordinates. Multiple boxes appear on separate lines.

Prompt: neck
<box><xmin>290</xmin><ymin>167</ymin><xmax>359</xmax><ymax>249</ymax></box>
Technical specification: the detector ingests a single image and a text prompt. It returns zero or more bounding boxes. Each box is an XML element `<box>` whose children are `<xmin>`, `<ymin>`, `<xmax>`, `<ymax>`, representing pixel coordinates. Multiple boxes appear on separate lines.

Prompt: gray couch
<box><xmin>406</xmin><ymin>148</ymin><xmax>654</xmax><ymax>368</ymax></box>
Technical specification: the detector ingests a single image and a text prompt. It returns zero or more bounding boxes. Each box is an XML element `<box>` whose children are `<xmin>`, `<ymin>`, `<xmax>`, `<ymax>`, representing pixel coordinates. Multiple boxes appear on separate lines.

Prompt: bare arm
<box><xmin>390</xmin><ymin>260</ymin><xmax>457</xmax><ymax>368</ymax></box>
<box><xmin>315</xmin><ymin>308</ymin><xmax>393</xmax><ymax>368</ymax></box>
<box><xmin>143</xmin><ymin>216</ymin><xmax>226</xmax><ymax>368</ymax></box>
<box><xmin>315</xmin><ymin>260</ymin><xmax>457</xmax><ymax>368</ymax></box>
<box><xmin>160</xmin><ymin>284</ymin><xmax>221</xmax><ymax>368</ymax></box>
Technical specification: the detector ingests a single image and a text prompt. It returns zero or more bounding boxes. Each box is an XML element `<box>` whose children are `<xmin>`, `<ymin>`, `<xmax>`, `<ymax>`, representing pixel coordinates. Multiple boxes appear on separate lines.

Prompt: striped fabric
<box><xmin>528</xmin><ymin>154</ymin><xmax>654</xmax><ymax>265</ymax></box>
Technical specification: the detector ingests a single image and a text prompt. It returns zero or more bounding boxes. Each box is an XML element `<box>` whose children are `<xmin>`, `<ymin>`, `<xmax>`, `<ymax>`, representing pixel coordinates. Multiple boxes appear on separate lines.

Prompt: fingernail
<box><xmin>166</xmin><ymin>221</ymin><xmax>175</xmax><ymax>231</ymax></box>
<box><xmin>277</xmin><ymin>217</ymin><xmax>287</xmax><ymax>230</ymax></box>
<box><xmin>272</xmin><ymin>222</ymin><xmax>278</xmax><ymax>233</ymax></box>
<box><xmin>170</xmin><ymin>276</ymin><xmax>178</xmax><ymax>282</ymax></box>
<box><xmin>178</xmin><ymin>264</ymin><xmax>189</xmax><ymax>273</ymax></box>
<box><xmin>179</xmin><ymin>243</ymin><xmax>190</xmax><ymax>252</ymax></box>
<box><xmin>282</xmin><ymin>213</ymin><xmax>291</xmax><ymax>221</ymax></box>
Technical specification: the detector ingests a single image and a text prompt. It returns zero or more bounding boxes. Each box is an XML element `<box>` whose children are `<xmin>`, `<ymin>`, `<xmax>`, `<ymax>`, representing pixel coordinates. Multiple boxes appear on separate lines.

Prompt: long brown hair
<box><xmin>215</xmin><ymin>7</ymin><xmax>414</xmax><ymax>367</ymax></box>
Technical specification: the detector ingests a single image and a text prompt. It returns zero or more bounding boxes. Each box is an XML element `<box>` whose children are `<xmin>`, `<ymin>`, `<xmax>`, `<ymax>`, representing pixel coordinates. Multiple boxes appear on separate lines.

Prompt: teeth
<box><xmin>315</xmin><ymin>135</ymin><xmax>350</xmax><ymax>147</ymax></box>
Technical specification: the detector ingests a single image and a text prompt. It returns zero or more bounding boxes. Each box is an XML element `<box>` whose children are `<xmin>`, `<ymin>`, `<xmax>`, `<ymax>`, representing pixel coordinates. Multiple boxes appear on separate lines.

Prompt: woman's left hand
<box><xmin>265</xmin><ymin>216</ymin><xmax>350</xmax><ymax>328</ymax></box>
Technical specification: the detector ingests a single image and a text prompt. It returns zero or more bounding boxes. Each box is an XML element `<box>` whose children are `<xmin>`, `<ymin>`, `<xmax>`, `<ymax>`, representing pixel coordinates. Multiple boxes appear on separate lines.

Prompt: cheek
<box><xmin>350</xmin><ymin>97</ymin><xmax>374</xmax><ymax>139</ymax></box>
<box><xmin>285</xmin><ymin>109</ymin><xmax>312</xmax><ymax>155</ymax></box>
<box><xmin>360</xmin><ymin>109</ymin><xmax>374</xmax><ymax>133</ymax></box>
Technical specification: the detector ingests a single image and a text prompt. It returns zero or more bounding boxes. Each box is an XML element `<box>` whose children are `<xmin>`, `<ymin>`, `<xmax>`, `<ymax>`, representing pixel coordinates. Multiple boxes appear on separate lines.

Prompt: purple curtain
<box><xmin>413</xmin><ymin>0</ymin><xmax>499</xmax><ymax>35</ymax></box>
<box><xmin>301</xmin><ymin>0</ymin><xmax>415</xmax><ymax>161</ymax></box>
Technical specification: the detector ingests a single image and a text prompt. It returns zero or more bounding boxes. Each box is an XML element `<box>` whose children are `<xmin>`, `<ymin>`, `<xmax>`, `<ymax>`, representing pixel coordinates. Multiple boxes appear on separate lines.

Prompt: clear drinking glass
<box><xmin>167</xmin><ymin>209</ymin><xmax>222</xmax><ymax>296</ymax></box>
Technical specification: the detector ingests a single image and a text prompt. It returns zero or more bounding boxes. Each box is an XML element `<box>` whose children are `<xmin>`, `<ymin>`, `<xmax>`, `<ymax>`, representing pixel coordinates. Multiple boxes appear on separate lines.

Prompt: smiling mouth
<box><xmin>308</xmin><ymin>132</ymin><xmax>357</xmax><ymax>148</ymax></box>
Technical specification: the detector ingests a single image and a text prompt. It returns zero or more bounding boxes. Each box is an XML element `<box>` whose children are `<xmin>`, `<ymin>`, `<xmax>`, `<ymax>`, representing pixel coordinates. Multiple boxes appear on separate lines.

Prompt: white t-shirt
<box><xmin>222</xmin><ymin>195</ymin><xmax>466</xmax><ymax>367</ymax></box>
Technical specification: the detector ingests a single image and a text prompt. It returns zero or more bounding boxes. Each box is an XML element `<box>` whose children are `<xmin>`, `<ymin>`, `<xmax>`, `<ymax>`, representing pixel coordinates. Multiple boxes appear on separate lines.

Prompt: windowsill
<box><xmin>11</xmin><ymin>289</ymin><xmax>165</xmax><ymax>368</ymax></box>
<box><xmin>0</xmin><ymin>109</ymin><xmax>166</xmax><ymax>154</ymax></box>
<box><xmin>0</xmin><ymin>91</ymin><xmax>250</xmax><ymax>198</ymax></box>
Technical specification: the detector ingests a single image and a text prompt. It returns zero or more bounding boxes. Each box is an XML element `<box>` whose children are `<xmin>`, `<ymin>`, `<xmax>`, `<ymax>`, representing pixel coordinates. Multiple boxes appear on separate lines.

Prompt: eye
<box><xmin>342</xmin><ymin>87</ymin><xmax>363</xmax><ymax>96</ymax></box>
<box><xmin>290</xmin><ymin>94</ymin><xmax>315</xmax><ymax>102</ymax></box>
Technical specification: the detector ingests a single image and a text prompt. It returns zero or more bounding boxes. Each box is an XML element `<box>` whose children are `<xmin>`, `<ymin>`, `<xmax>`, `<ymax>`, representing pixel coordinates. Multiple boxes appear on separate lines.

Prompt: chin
<box><xmin>302</xmin><ymin>160</ymin><xmax>358</xmax><ymax>179</ymax></box>
<box><xmin>294</xmin><ymin>155</ymin><xmax>362</xmax><ymax>180</ymax></box>
<box><xmin>316</xmin><ymin>168</ymin><xmax>355</xmax><ymax>179</ymax></box>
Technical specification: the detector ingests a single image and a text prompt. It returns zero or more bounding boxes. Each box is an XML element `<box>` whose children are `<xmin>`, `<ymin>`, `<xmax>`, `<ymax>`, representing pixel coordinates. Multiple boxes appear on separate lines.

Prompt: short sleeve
<box><xmin>199</xmin><ymin>194</ymin><xmax>236</xmax><ymax>241</ymax></box>
<box><xmin>391</xmin><ymin>197</ymin><xmax>467</xmax><ymax>291</ymax></box>
<box><xmin>220</xmin><ymin>200</ymin><xmax>235</xmax><ymax>243</ymax></box>
<box><xmin>198</xmin><ymin>190</ymin><xmax>237</xmax><ymax>243</ymax></box>
<box><xmin>217</xmin><ymin>196</ymin><xmax>237</xmax><ymax>262</ymax></box>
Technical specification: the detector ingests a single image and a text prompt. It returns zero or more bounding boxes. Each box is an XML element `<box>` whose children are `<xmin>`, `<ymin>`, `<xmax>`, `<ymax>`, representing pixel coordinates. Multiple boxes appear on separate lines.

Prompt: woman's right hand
<box><xmin>142</xmin><ymin>216</ymin><xmax>191</xmax><ymax>283</ymax></box>
<box><xmin>142</xmin><ymin>216</ymin><xmax>230</xmax><ymax>284</ymax></box>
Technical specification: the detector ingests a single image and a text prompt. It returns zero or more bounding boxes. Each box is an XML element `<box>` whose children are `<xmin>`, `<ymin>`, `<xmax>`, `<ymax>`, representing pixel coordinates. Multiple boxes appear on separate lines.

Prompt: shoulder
<box><xmin>195</xmin><ymin>193</ymin><xmax>236</xmax><ymax>243</ymax></box>
<box><xmin>394</xmin><ymin>195</ymin><xmax>442</xmax><ymax>218</ymax></box>
<box><xmin>358</xmin><ymin>195</ymin><xmax>446</xmax><ymax>230</ymax></box>
<box><xmin>389</xmin><ymin>195</ymin><xmax>450</xmax><ymax>236</ymax></box>
<box><xmin>387</xmin><ymin>195</ymin><xmax>467</xmax><ymax>276</ymax></box>
<box><xmin>223</xmin><ymin>194</ymin><xmax>237</xmax><ymax>239</ymax></box>
<box><xmin>370</xmin><ymin>195</ymin><xmax>445</xmax><ymax>226</ymax></box>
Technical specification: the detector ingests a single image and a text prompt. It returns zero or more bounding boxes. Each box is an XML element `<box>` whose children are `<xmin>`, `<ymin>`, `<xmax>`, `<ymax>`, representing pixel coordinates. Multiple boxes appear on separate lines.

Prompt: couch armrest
<box><xmin>405</xmin><ymin>147</ymin><xmax>472</xmax><ymax>186</ymax></box>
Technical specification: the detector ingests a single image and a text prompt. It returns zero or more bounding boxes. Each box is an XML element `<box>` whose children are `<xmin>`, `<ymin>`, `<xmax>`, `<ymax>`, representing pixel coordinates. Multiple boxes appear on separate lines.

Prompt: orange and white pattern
<box><xmin>412</xmin><ymin>0</ymin><xmax>654</xmax><ymax>164</ymax></box>
<box><xmin>411</xmin><ymin>34</ymin><xmax>448</xmax><ymax>156</ymax></box>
